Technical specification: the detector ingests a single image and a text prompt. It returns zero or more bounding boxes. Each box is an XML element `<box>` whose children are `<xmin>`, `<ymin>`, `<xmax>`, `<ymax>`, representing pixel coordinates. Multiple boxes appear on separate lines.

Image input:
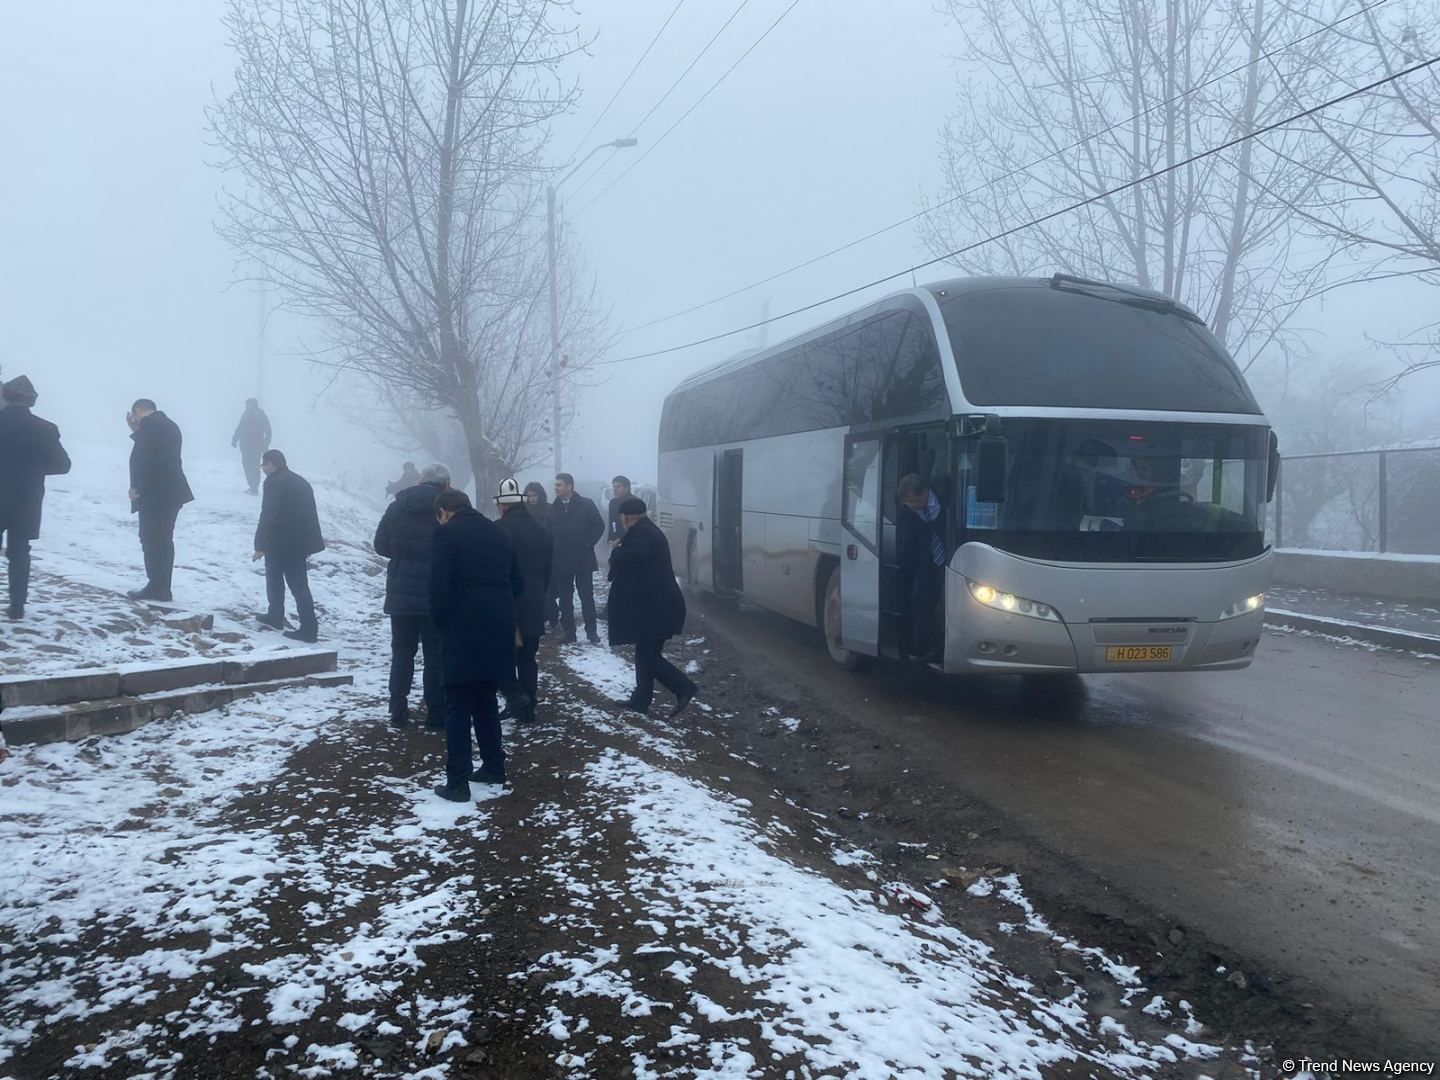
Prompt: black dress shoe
<box><xmin>283</xmin><ymin>628</ymin><xmax>319</xmax><ymax>643</ymax></box>
<box><xmin>499</xmin><ymin>693</ymin><xmax>533</xmax><ymax>721</ymax></box>
<box><xmin>562</xmin><ymin>633</ymin><xmax>578</xmax><ymax>644</ymax></box>
<box><xmin>434</xmin><ymin>782</ymin><xmax>471</xmax><ymax>802</ymax></box>
<box><xmin>614</xmin><ymin>698</ymin><xmax>649</xmax><ymax>715</ymax></box>
<box><xmin>6</xmin><ymin>604</ymin><xmax>22</xmax><ymax>621</ymax></box>
<box><xmin>389</xmin><ymin>714</ymin><xmax>411</xmax><ymax>729</ymax></box>
<box><xmin>671</xmin><ymin>685</ymin><xmax>699</xmax><ymax>718</ymax></box>
<box><xmin>257</xmin><ymin>613</ymin><xmax>287</xmax><ymax>631</ymax></box>
<box><xmin>586</xmin><ymin>632</ymin><xmax>601</xmax><ymax>645</ymax></box>
<box><xmin>469</xmin><ymin>768</ymin><xmax>508</xmax><ymax>785</ymax></box>
<box><xmin>127</xmin><ymin>588</ymin><xmax>171</xmax><ymax>602</ymax></box>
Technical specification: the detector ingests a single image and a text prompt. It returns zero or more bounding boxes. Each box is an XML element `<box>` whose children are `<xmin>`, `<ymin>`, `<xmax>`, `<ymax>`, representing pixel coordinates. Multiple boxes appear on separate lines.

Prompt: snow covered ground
<box><xmin>2</xmin><ymin>447</ymin><xmax>1263</xmax><ymax>1078</ymax></box>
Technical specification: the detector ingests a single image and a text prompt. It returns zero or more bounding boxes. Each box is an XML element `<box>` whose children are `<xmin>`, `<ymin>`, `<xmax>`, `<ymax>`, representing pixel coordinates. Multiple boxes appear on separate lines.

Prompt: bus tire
<box><xmin>822</xmin><ymin>563</ymin><xmax>869</xmax><ymax>670</ymax></box>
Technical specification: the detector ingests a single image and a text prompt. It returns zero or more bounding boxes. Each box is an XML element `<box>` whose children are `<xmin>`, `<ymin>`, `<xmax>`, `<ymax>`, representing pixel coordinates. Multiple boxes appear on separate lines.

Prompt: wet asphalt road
<box><xmin>696</xmin><ymin>599</ymin><xmax>1440</xmax><ymax>1047</ymax></box>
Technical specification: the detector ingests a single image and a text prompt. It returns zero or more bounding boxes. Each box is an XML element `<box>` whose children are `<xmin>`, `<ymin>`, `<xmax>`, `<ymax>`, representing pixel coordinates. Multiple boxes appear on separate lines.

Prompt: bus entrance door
<box><xmin>713</xmin><ymin>449</ymin><xmax>744</xmax><ymax>594</ymax></box>
<box><xmin>840</xmin><ymin>435</ymin><xmax>883</xmax><ymax>656</ymax></box>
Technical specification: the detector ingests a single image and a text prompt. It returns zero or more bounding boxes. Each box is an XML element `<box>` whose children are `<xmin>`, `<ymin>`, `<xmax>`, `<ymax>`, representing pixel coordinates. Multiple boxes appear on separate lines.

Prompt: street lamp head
<box><xmin>611</xmin><ymin>138</ymin><xmax>639</xmax><ymax>149</ymax></box>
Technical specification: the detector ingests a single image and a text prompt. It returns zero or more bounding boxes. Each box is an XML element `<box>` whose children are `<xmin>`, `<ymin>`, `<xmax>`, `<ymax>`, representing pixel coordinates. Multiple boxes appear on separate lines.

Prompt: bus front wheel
<box><xmin>822</xmin><ymin>564</ymin><xmax>868</xmax><ymax>670</ymax></box>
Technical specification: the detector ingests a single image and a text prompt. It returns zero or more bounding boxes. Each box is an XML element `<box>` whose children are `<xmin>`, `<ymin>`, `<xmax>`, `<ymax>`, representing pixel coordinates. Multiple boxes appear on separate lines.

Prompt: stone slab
<box><xmin>222</xmin><ymin>650</ymin><xmax>337</xmax><ymax>685</ymax></box>
<box><xmin>118</xmin><ymin>660</ymin><xmax>230</xmax><ymax>697</ymax></box>
<box><xmin>0</xmin><ymin>671</ymin><xmax>122</xmax><ymax>710</ymax></box>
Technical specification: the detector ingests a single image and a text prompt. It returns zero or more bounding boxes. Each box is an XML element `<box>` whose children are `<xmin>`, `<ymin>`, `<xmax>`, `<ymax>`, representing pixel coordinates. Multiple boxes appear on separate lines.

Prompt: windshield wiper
<box><xmin>1047</xmin><ymin>273</ymin><xmax>1205</xmax><ymax>325</ymax></box>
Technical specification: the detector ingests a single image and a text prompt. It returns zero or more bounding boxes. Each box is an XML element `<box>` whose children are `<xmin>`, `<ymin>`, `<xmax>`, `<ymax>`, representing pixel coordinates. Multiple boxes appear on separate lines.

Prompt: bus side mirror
<box><xmin>1266</xmin><ymin>433</ymin><xmax>1280</xmax><ymax>503</ymax></box>
<box><xmin>976</xmin><ymin>436</ymin><xmax>1008</xmax><ymax>504</ymax></box>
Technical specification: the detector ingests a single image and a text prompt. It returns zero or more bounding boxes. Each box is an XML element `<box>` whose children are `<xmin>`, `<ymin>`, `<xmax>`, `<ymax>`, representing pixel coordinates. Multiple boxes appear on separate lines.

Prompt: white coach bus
<box><xmin>654</xmin><ymin>275</ymin><xmax>1280</xmax><ymax>675</ymax></box>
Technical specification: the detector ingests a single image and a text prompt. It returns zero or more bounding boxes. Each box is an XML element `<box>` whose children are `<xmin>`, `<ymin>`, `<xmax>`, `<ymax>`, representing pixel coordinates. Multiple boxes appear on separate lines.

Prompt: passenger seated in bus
<box><xmin>897</xmin><ymin>473</ymin><xmax>947</xmax><ymax>664</ymax></box>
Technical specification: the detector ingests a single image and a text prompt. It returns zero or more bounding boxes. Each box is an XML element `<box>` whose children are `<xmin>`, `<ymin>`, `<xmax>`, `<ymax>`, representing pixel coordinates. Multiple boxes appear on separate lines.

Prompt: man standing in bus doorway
<box><xmin>607</xmin><ymin>496</ymin><xmax>698</xmax><ymax>717</ymax></box>
<box><xmin>550</xmin><ymin>472</ymin><xmax>605</xmax><ymax>645</ymax></box>
<box><xmin>607</xmin><ymin>475</ymin><xmax>634</xmax><ymax>542</ymax></box>
<box><xmin>231</xmin><ymin>398</ymin><xmax>272</xmax><ymax>495</ymax></box>
<box><xmin>898</xmin><ymin>473</ymin><xmax>947</xmax><ymax>664</ymax></box>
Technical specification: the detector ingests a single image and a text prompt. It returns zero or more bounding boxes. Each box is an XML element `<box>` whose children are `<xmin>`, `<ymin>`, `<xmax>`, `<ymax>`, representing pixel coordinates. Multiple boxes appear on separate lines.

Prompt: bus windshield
<box><xmin>956</xmin><ymin>419</ymin><xmax>1269</xmax><ymax>562</ymax></box>
<box><xmin>938</xmin><ymin>283</ymin><xmax>1260</xmax><ymax>413</ymax></box>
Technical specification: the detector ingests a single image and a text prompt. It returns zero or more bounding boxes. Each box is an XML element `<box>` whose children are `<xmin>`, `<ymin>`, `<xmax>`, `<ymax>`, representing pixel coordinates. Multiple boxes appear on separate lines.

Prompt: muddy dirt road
<box><xmin>692</xmin><ymin>597</ymin><xmax>1440</xmax><ymax>1050</ymax></box>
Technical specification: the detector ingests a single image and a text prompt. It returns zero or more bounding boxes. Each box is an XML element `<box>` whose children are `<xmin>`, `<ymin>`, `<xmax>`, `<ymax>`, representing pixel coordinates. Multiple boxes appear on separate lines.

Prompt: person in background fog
<box><xmin>495</xmin><ymin>478</ymin><xmax>553</xmax><ymax>724</ymax></box>
<box><xmin>607</xmin><ymin>496</ymin><xmax>697</xmax><ymax>717</ymax></box>
<box><xmin>386</xmin><ymin>462</ymin><xmax>420</xmax><ymax>498</ymax></box>
<box><xmin>607</xmin><ymin>475</ymin><xmax>635</xmax><ymax>543</ymax></box>
<box><xmin>126</xmin><ymin>398</ymin><xmax>193</xmax><ymax>603</ymax></box>
<box><xmin>524</xmin><ymin>481</ymin><xmax>560</xmax><ymax>629</ymax></box>
<box><xmin>0</xmin><ymin>375</ymin><xmax>72</xmax><ymax>621</ymax></box>
<box><xmin>550</xmin><ymin>472</ymin><xmax>605</xmax><ymax>645</ymax></box>
<box><xmin>373</xmin><ymin>463</ymin><xmax>452</xmax><ymax>728</ymax></box>
<box><xmin>231</xmin><ymin>398</ymin><xmax>272</xmax><ymax>495</ymax></box>
<box><xmin>430</xmin><ymin>489</ymin><xmax>523</xmax><ymax>801</ymax></box>
<box><xmin>252</xmin><ymin>450</ymin><xmax>325</xmax><ymax>642</ymax></box>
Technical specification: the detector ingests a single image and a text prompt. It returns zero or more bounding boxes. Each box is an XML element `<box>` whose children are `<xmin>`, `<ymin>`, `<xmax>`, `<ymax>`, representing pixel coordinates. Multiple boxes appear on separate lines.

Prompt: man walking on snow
<box><xmin>126</xmin><ymin>398</ymin><xmax>193</xmax><ymax>603</ymax></box>
<box><xmin>231</xmin><ymin>398</ymin><xmax>272</xmax><ymax>495</ymax></box>
<box><xmin>373</xmin><ymin>463</ymin><xmax>452</xmax><ymax>728</ymax></box>
<box><xmin>430</xmin><ymin>489</ymin><xmax>523</xmax><ymax>801</ymax></box>
<box><xmin>0</xmin><ymin>375</ymin><xmax>72</xmax><ymax>620</ymax></box>
<box><xmin>253</xmin><ymin>450</ymin><xmax>325</xmax><ymax>642</ymax></box>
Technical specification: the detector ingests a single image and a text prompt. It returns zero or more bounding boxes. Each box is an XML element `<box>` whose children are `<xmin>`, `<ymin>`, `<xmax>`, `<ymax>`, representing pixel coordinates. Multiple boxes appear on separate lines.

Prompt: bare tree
<box><xmin>209</xmin><ymin>0</ymin><xmax>604</xmax><ymax>490</ymax></box>
<box><xmin>922</xmin><ymin>0</ymin><xmax>1363</xmax><ymax>373</ymax></box>
<box><xmin>1269</xmin><ymin>0</ymin><xmax>1440</xmax><ymax>385</ymax></box>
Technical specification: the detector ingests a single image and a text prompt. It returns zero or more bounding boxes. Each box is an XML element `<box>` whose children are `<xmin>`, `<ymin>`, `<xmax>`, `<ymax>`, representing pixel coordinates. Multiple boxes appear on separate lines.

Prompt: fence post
<box><xmin>1377</xmin><ymin>450</ymin><xmax>1388</xmax><ymax>554</ymax></box>
<box><xmin>1274</xmin><ymin>457</ymin><xmax>1284</xmax><ymax>550</ymax></box>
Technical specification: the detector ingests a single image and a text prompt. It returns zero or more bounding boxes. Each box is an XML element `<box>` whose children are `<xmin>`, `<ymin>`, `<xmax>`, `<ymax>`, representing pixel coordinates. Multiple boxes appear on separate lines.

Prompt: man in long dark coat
<box><xmin>253</xmin><ymin>450</ymin><xmax>325</xmax><ymax>642</ymax></box>
<box><xmin>495</xmin><ymin>478</ymin><xmax>553</xmax><ymax>724</ymax></box>
<box><xmin>0</xmin><ymin>375</ymin><xmax>72</xmax><ymax>620</ymax></box>
<box><xmin>231</xmin><ymin>398</ymin><xmax>272</xmax><ymax>495</ymax></box>
<box><xmin>126</xmin><ymin>398</ymin><xmax>194</xmax><ymax>602</ymax></box>
<box><xmin>607</xmin><ymin>496</ymin><xmax>698</xmax><ymax>717</ymax></box>
<box><xmin>550</xmin><ymin>472</ymin><xmax>605</xmax><ymax>644</ymax></box>
<box><xmin>430</xmin><ymin>489</ymin><xmax>524</xmax><ymax>801</ymax></box>
<box><xmin>374</xmin><ymin>463</ymin><xmax>451</xmax><ymax>728</ymax></box>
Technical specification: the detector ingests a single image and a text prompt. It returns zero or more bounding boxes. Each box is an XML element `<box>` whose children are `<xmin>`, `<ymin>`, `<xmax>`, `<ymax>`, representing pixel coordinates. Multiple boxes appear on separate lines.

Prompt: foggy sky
<box><xmin>2</xmin><ymin>0</ymin><xmax>1434</xmax><ymax>502</ymax></box>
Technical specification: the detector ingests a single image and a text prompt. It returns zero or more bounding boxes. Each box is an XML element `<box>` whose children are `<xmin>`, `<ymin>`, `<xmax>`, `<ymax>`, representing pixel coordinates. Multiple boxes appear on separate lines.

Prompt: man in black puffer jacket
<box><xmin>374</xmin><ymin>462</ymin><xmax>451</xmax><ymax>728</ymax></box>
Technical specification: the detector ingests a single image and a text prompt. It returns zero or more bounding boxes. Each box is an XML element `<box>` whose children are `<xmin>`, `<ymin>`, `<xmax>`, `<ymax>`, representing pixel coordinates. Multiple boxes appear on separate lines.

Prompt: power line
<box><xmin>567</xmin><ymin>0</ymin><xmax>754</xmax><ymax>202</ymax></box>
<box><xmin>565</xmin><ymin>0</ymin><xmax>689</xmax><ymax>164</ymax></box>
<box><xmin>596</xmin><ymin>50</ymin><xmax>1439</xmax><ymax>368</ymax></box>
<box><xmin>576</xmin><ymin>0</ymin><xmax>804</xmax><ymax>215</ymax></box>
<box><xmin>618</xmin><ymin>0</ymin><xmax>1394</xmax><ymax>337</ymax></box>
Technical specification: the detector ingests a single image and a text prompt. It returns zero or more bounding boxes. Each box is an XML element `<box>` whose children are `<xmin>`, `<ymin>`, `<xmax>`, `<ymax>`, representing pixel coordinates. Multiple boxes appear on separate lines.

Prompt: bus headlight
<box><xmin>1218</xmin><ymin>593</ymin><xmax>1265</xmax><ymax>620</ymax></box>
<box><xmin>966</xmin><ymin>579</ymin><xmax>1062</xmax><ymax>622</ymax></box>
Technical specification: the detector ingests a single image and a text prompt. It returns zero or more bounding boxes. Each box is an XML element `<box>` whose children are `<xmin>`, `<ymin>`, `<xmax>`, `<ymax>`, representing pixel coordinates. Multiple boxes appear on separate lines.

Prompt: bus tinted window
<box><xmin>659</xmin><ymin>308</ymin><xmax>947</xmax><ymax>451</ymax></box>
<box><xmin>939</xmin><ymin>285</ymin><xmax>1260</xmax><ymax>413</ymax></box>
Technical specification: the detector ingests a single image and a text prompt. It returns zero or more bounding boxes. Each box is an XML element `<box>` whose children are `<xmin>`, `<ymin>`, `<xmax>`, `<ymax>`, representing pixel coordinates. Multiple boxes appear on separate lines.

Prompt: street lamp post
<box><xmin>549</xmin><ymin>137</ymin><xmax>637</xmax><ymax>475</ymax></box>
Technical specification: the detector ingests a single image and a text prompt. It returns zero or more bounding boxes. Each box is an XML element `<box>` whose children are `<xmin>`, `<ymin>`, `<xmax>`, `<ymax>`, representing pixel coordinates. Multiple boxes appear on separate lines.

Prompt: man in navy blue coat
<box><xmin>429</xmin><ymin>489</ymin><xmax>524</xmax><ymax>801</ymax></box>
<box><xmin>0</xmin><ymin>375</ymin><xmax>72</xmax><ymax>620</ymax></box>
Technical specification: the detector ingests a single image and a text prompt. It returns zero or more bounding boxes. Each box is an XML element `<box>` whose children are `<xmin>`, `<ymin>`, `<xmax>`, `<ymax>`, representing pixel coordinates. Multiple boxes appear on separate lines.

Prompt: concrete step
<box><xmin>0</xmin><ymin>649</ymin><xmax>339</xmax><ymax>709</ymax></box>
<box><xmin>1</xmin><ymin>673</ymin><xmax>354</xmax><ymax>746</ymax></box>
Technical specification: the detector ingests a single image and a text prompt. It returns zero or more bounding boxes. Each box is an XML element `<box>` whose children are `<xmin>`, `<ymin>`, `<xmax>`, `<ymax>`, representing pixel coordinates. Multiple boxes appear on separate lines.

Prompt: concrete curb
<box><xmin>1265</xmin><ymin>610</ymin><xmax>1440</xmax><ymax>655</ymax></box>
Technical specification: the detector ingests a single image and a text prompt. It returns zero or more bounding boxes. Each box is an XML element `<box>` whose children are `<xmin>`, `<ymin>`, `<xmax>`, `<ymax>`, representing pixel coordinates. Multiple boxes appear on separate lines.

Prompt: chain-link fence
<box><xmin>1268</xmin><ymin>447</ymin><xmax>1440</xmax><ymax>555</ymax></box>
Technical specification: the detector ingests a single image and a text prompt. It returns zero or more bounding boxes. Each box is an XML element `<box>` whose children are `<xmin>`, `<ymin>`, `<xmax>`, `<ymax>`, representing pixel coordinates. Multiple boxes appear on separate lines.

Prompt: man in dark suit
<box><xmin>897</xmin><ymin>473</ymin><xmax>947</xmax><ymax>663</ymax></box>
<box><xmin>430</xmin><ymin>489</ymin><xmax>524</xmax><ymax>801</ymax></box>
<box><xmin>607</xmin><ymin>475</ymin><xmax>634</xmax><ymax>542</ymax></box>
<box><xmin>231</xmin><ymin>398</ymin><xmax>272</xmax><ymax>495</ymax></box>
<box><xmin>0</xmin><ymin>375</ymin><xmax>72</xmax><ymax>620</ymax></box>
<box><xmin>252</xmin><ymin>450</ymin><xmax>325</xmax><ymax>642</ymax></box>
<box><xmin>126</xmin><ymin>398</ymin><xmax>194</xmax><ymax>602</ymax></box>
<box><xmin>549</xmin><ymin>472</ymin><xmax>605</xmax><ymax>644</ymax></box>
<box><xmin>494</xmin><ymin>478</ymin><xmax>553</xmax><ymax>724</ymax></box>
<box><xmin>607</xmin><ymin>497</ymin><xmax>698</xmax><ymax>717</ymax></box>
<box><xmin>373</xmin><ymin>463</ymin><xmax>451</xmax><ymax>728</ymax></box>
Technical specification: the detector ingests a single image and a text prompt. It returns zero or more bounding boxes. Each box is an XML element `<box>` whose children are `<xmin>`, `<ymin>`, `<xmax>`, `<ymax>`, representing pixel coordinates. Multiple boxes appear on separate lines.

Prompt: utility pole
<box><xmin>547</xmin><ymin>137</ymin><xmax>637</xmax><ymax>475</ymax></box>
<box><xmin>256</xmin><ymin>283</ymin><xmax>267</xmax><ymax>402</ymax></box>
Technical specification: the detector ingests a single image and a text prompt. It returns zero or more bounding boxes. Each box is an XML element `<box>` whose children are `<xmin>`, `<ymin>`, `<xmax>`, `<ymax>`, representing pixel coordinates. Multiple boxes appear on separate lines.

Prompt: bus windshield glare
<box><xmin>957</xmin><ymin>419</ymin><xmax>1269</xmax><ymax>562</ymax></box>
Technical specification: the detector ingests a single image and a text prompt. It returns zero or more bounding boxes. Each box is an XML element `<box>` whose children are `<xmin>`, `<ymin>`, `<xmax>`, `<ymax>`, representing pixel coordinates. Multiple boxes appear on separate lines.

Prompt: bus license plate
<box><xmin>1106</xmin><ymin>646</ymin><xmax>1173</xmax><ymax>663</ymax></box>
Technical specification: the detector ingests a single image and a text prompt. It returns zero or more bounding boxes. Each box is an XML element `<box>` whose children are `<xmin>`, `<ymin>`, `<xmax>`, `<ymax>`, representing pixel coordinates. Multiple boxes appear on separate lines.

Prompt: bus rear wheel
<box><xmin>822</xmin><ymin>564</ymin><xmax>868</xmax><ymax>670</ymax></box>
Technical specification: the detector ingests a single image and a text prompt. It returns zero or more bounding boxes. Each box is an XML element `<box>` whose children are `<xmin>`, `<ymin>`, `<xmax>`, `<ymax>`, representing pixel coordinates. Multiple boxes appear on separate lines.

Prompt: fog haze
<box><xmin>3</xmin><ymin>0</ymin><xmax>1434</xmax><ymax>498</ymax></box>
